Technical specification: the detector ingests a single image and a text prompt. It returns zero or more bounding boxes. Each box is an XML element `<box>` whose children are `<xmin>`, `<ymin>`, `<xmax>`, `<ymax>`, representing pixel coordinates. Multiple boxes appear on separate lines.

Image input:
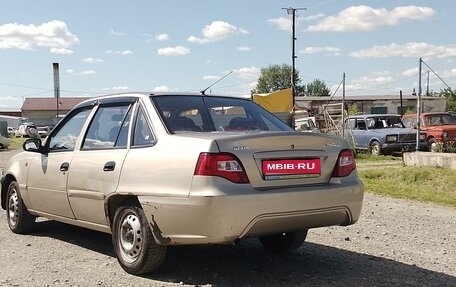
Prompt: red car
<box><xmin>402</xmin><ymin>112</ymin><xmax>456</xmax><ymax>152</ymax></box>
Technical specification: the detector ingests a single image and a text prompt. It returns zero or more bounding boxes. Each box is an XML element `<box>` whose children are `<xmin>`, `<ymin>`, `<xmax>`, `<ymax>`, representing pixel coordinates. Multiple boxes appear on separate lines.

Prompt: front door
<box><xmin>26</xmin><ymin>108</ymin><xmax>93</xmax><ymax>217</ymax></box>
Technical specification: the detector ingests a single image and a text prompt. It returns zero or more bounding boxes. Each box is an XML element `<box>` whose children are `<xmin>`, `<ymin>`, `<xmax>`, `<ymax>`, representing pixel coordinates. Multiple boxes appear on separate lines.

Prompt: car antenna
<box><xmin>200</xmin><ymin>70</ymin><xmax>233</xmax><ymax>95</ymax></box>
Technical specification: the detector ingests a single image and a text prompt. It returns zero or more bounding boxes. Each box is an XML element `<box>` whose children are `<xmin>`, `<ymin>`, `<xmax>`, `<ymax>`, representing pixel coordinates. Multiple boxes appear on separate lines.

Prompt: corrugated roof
<box><xmin>21</xmin><ymin>97</ymin><xmax>90</xmax><ymax>111</ymax></box>
<box><xmin>295</xmin><ymin>94</ymin><xmax>442</xmax><ymax>101</ymax></box>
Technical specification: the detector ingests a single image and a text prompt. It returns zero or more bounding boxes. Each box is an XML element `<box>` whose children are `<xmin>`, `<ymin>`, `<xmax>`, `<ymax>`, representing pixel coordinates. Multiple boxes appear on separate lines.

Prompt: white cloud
<box><xmin>50</xmin><ymin>47</ymin><xmax>73</xmax><ymax>54</ymax></box>
<box><xmin>0</xmin><ymin>20</ymin><xmax>79</xmax><ymax>52</ymax></box>
<box><xmin>110</xmin><ymin>29</ymin><xmax>126</xmax><ymax>36</ymax></box>
<box><xmin>267</xmin><ymin>17</ymin><xmax>291</xmax><ymax>31</ymax></box>
<box><xmin>112</xmin><ymin>86</ymin><xmax>129</xmax><ymax>90</ymax></box>
<box><xmin>79</xmin><ymin>70</ymin><xmax>96</xmax><ymax>75</ymax></box>
<box><xmin>105</xmin><ymin>49</ymin><xmax>133</xmax><ymax>55</ymax></box>
<box><xmin>350</xmin><ymin>42</ymin><xmax>456</xmax><ymax>59</ymax></box>
<box><xmin>155</xmin><ymin>33</ymin><xmax>169</xmax><ymax>41</ymax></box>
<box><xmin>233</xmin><ymin>66</ymin><xmax>260</xmax><ymax>80</ymax></box>
<box><xmin>66</xmin><ymin>69</ymin><xmax>74</xmax><ymax>74</ymax></box>
<box><xmin>352</xmin><ymin>75</ymin><xmax>394</xmax><ymax>85</ymax></box>
<box><xmin>302</xmin><ymin>13</ymin><xmax>325</xmax><ymax>21</ymax></box>
<box><xmin>153</xmin><ymin>85</ymin><xmax>169</xmax><ymax>92</ymax></box>
<box><xmin>307</xmin><ymin>5</ymin><xmax>436</xmax><ymax>32</ymax></box>
<box><xmin>401</xmin><ymin>67</ymin><xmax>419</xmax><ymax>77</ymax></box>
<box><xmin>342</xmin><ymin>72</ymin><xmax>396</xmax><ymax>94</ymax></box>
<box><xmin>237</xmin><ymin>46</ymin><xmax>251</xmax><ymax>52</ymax></box>
<box><xmin>299</xmin><ymin>46</ymin><xmax>342</xmax><ymax>56</ymax></box>
<box><xmin>203</xmin><ymin>75</ymin><xmax>221</xmax><ymax>80</ymax></box>
<box><xmin>81</xmin><ymin>57</ymin><xmax>103</xmax><ymax>63</ymax></box>
<box><xmin>268</xmin><ymin>12</ymin><xmax>313</xmax><ymax>31</ymax></box>
<box><xmin>187</xmin><ymin>21</ymin><xmax>248</xmax><ymax>44</ymax></box>
<box><xmin>157</xmin><ymin>46</ymin><xmax>190</xmax><ymax>56</ymax></box>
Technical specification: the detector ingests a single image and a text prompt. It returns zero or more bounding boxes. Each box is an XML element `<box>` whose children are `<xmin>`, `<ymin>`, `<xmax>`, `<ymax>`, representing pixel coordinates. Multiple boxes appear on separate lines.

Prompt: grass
<box><xmin>355</xmin><ymin>152</ymin><xmax>402</xmax><ymax>163</ymax></box>
<box><xmin>359</xmin><ymin>166</ymin><xmax>456</xmax><ymax>208</ymax></box>
<box><xmin>8</xmin><ymin>137</ymin><xmax>26</xmax><ymax>150</ymax></box>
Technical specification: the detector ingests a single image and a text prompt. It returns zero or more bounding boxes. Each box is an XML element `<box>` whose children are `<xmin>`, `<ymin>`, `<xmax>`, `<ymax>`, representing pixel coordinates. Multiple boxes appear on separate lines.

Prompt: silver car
<box><xmin>1</xmin><ymin>92</ymin><xmax>364</xmax><ymax>275</ymax></box>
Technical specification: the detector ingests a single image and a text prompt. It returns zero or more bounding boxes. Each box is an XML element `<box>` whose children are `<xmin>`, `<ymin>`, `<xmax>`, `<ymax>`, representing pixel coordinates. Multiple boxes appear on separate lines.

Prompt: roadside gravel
<box><xmin>0</xmin><ymin>149</ymin><xmax>455</xmax><ymax>287</ymax></box>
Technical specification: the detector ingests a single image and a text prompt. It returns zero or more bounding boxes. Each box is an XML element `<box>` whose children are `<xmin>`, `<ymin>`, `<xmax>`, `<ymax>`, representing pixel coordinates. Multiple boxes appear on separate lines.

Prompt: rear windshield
<box><xmin>151</xmin><ymin>95</ymin><xmax>293</xmax><ymax>133</ymax></box>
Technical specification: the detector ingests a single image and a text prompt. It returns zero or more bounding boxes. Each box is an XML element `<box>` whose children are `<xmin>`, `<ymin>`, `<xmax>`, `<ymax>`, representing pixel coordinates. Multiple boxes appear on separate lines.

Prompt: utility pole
<box><xmin>53</xmin><ymin>63</ymin><xmax>60</xmax><ymax>119</ymax></box>
<box><xmin>342</xmin><ymin>73</ymin><xmax>346</xmax><ymax>137</ymax></box>
<box><xmin>283</xmin><ymin>7</ymin><xmax>306</xmax><ymax>128</ymax></box>
<box><xmin>426</xmin><ymin>70</ymin><xmax>430</xmax><ymax>96</ymax></box>
<box><xmin>416</xmin><ymin>58</ymin><xmax>422</xmax><ymax>152</ymax></box>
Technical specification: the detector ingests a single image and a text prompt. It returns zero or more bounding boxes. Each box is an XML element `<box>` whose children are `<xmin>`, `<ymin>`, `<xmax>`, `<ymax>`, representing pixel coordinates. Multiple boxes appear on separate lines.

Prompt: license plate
<box><xmin>262</xmin><ymin>158</ymin><xmax>321</xmax><ymax>179</ymax></box>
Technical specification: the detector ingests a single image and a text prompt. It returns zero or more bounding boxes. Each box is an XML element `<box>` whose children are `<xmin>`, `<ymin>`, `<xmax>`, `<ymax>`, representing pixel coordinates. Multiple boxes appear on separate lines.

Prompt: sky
<box><xmin>1</xmin><ymin>0</ymin><xmax>455</xmax><ymax>110</ymax></box>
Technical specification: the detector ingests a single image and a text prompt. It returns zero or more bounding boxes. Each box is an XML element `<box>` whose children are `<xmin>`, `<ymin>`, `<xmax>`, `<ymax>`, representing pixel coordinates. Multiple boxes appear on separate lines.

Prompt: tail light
<box><xmin>194</xmin><ymin>152</ymin><xmax>250</xmax><ymax>183</ymax></box>
<box><xmin>331</xmin><ymin>149</ymin><xmax>356</xmax><ymax>177</ymax></box>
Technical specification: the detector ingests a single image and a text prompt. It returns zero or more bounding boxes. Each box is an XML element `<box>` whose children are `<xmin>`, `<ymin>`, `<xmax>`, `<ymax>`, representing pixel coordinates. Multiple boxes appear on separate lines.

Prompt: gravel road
<box><xmin>0</xmin><ymin>149</ymin><xmax>455</xmax><ymax>287</ymax></box>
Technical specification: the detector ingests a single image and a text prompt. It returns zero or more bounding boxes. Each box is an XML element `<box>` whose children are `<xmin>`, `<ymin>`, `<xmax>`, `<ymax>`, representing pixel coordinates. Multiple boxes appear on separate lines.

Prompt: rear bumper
<box><xmin>139</xmin><ymin>174</ymin><xmax>364</xmax><ymax>245</ymax></box>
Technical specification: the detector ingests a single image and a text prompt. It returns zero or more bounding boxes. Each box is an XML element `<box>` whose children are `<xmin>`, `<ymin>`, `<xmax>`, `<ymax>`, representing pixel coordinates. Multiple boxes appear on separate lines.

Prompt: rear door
<box><xmin>66</xmin><ymin>100</ymin><xmax>135</xmax><ymax>225</ymax></box>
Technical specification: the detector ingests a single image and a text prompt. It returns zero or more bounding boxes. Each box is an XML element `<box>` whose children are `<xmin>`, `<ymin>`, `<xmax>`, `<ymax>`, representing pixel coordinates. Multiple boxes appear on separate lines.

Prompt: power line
<box><xmin>421</xmin><ymin>59</ymin><xmax>452</xmax><ymax>91</ymax></box>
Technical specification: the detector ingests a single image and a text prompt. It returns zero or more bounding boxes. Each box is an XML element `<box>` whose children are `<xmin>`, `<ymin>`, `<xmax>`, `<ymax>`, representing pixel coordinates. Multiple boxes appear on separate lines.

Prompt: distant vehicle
<box><xmin>7</xmin><ymin>127</ymin><xmax>15</xmax><ymax>137</ymax></box>
<box><xmin>295</xmin><ymin>116</ymin><xmax>319</xmax><ymax>132</ymax></box>
<box><xmin>1</xmin><ymin>92</ymin><xmax>364</xmax><ymax>275</ymax></box>
<box><xmin>402</xmin><ymin>112</ymin><xmax>456</xmax><ymax>152</ymax></box>
<box><xmin>14</xmin><ymin>123</ymin><xmax>39</xmax><ymax>138</ymax></box>
<box><xmin>37</xmin><ymin>126</ymin><xmax>53</xmax><ymax>138</ymax></box>
<box><xmin>345</xmin><ymin>114</ymin><xmax>427</xmax><ymax>155</ymax></box>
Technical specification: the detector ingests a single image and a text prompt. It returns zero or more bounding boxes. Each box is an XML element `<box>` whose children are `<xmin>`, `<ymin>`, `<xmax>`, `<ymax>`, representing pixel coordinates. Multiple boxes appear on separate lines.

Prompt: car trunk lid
<box><xmin>214</xmin><ymin>132</ymin><xmax>349</xmax><ymax>188</ymax></box>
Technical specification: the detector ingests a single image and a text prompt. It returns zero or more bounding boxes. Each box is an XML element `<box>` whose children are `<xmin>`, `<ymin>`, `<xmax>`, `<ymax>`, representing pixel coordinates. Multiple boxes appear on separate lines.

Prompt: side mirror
<box><xmin>23</xmin><ymin>138</ymin><xmax>43</xmax><ymax>153</ymax></box>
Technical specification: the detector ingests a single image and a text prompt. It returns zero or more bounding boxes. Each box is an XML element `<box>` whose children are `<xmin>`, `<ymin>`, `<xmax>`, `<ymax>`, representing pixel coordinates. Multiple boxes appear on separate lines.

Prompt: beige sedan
<box><xmin>1</xmin><ymin>92</ymin><xmax>364</xmax><ymax>275</ymax></box>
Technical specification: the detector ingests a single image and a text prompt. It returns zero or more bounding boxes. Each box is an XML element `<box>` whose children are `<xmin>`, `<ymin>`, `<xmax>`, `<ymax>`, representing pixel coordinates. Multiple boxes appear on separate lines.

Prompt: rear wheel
<box><xmin>6</xmin><ymin>181</ymin><xmax>35</xmax><ymax>234</ymax></box>
<box><xmin>112</xmin><ymin>205</ymin><xmax>167</xmax><ymax>275</ymax></box>
<box><xmin>370</xmin><ymin>140</ymin><xmax>381</xmax><ymax>156</ymax></box>
<box><xmin>259</xmin><ymin>230</ymin><xmax>308</xmax><ymax>252</ymax></box>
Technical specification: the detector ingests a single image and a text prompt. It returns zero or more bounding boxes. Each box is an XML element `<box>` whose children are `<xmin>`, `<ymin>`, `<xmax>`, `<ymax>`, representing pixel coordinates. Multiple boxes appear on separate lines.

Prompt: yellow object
<box><xmin>252</xmin><ymin>88</ymin><xmax>293</xmax><ymax>113</ymax></box>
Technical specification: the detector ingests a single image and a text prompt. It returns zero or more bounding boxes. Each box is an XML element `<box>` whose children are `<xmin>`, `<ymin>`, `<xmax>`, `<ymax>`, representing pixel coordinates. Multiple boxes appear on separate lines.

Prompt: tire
<box><xmin>259</xmin><ymin>230</ymin><xmax>308</xmax><ymax>253</ymax></box>
<box><xmin>6</xmin><ymin>181</ymin><xmax>36</xmax><ymax>234</ymax></box>
<box><xmin>370</xmin><ymin>141</ymin><xmax>382</xmax><ymax>156</ymax></box>
<box><xmin>428</xmin><ymin>138</ymin><xmax>439</xmax><ymax>152</ymax></box>
<box><xmin>112</xmin><ymin>205</ymin><xmax>167</xmax><ymax>275</ymax></box>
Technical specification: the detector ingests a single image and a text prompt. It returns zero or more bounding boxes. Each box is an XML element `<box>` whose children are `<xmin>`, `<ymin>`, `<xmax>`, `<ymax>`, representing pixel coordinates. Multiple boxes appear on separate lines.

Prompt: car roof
<box><xmin>403</xmin><ymin>112</ymin><xmax>452</xmax><ymax>117</ymax></box>
<box><xmin>72</xmin><ymin>92</ymin><xmax>250</xmax><ymax>110</ymax></box>
<box><xmin>349</xmin><ymin>114</ymin><xmax>400</xmax><ymax>118</ymax></box>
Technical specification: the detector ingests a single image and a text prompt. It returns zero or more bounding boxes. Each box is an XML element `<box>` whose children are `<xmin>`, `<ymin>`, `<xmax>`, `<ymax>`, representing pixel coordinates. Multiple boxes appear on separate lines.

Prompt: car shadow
<box><xmin>31</xmin><ymin>220</ymin><xmax>455</xmax><ymax>287</ymax></box>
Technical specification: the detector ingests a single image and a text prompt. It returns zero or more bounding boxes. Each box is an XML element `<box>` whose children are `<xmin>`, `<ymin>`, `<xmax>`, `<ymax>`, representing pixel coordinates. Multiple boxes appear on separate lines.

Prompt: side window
<box><xmin>82</xmin><ymin>104</ymin><xmax>132</xmax><ymax>150</ymax></box>
<box><xmin>49</xmin><ymin>108</ymin><xmax>92</xmax><ymax>151</ymax></box>
<box><xmin>356</xmin><ymin>119</ymin><xmax>367</xmax><ymax>130</ymax></box>
<box><xmin>133</xmin><ymin>107</ymin><xmax>155</xmax><ymax>146</ymax></box>
<box><xmin>346</xmin><ymin>119</ymin><xmax>356</xmax><ymax>129</ymax></box>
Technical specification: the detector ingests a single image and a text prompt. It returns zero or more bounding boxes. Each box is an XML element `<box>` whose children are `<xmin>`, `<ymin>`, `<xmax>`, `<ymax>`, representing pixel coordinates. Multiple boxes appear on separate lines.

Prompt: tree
<box><xmin>347</xmin><ymin>103</ymin><xmax>359</xmax><ymax>116</ymax></box>
<box><xmin>305</xmin><ymin>79</ymin><xmax>330</xmax><ymax>97</ymax></box>
<box><xmin>252</xmin><ymin>64</ymin><xmax>305</xmax><ymax>95</ymax></box>
<box><xmin>437</xmin><ymin>88</ymin><xmax>456</xmax><ymax>111</ymax></box>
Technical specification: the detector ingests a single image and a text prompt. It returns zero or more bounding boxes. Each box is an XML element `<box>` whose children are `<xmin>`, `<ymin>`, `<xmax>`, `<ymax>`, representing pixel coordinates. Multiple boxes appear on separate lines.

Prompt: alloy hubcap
<box><xmin>119</xmin><ymin>213</ymin><xmax>143</xmax><ymax>262</ymax></box>
<box><xmin>8</xmin><ymin>190</ymin><xmax>19</xmax><ymax>227</ymax></box>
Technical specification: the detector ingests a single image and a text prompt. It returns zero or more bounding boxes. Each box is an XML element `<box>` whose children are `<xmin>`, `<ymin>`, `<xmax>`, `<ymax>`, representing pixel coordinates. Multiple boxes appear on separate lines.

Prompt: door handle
<box><xmin>60</xmin><ymin>162</ymin><xmax>69</xmax><ymax>172</ymax></box>
<box><xmin>103</xmin><ymin>161</ymin><xmax>116</xmax><ymax>172</ymax></box>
